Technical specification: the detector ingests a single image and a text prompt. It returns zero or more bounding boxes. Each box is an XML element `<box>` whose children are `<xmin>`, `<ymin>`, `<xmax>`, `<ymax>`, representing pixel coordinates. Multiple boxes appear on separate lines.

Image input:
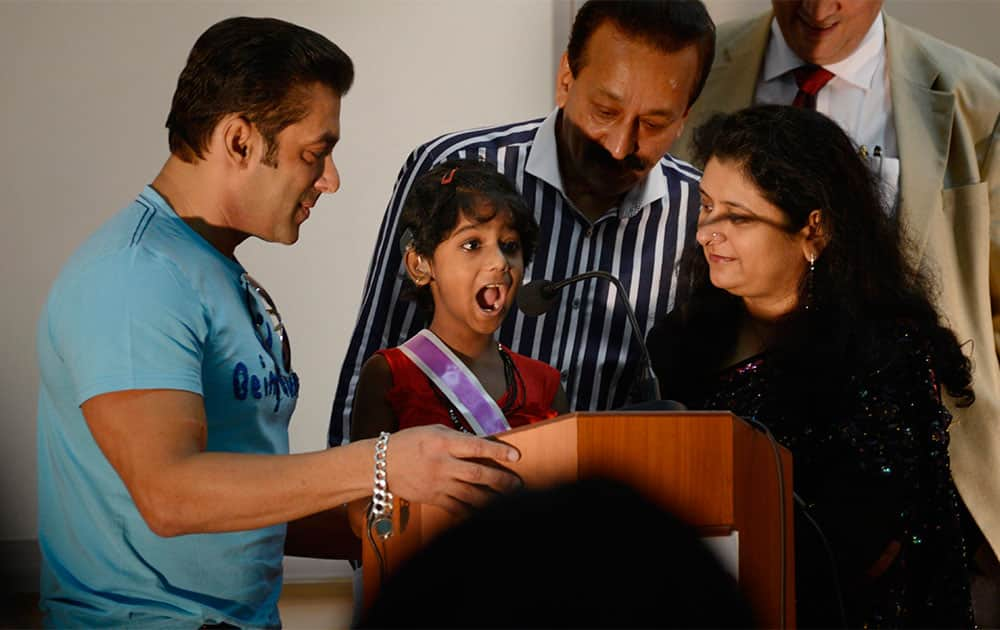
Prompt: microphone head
<box><xmin>517</xmin><ymin>279</ymin><xmax>558</xmax><ymax>316</ymax></box>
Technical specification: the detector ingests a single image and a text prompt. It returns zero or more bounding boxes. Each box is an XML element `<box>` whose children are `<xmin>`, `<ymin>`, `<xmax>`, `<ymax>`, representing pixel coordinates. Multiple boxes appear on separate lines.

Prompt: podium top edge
<box><xmin>494</xmin><ymin>410</ymin><xmax>742</xmax><ymax>437</ymax></box>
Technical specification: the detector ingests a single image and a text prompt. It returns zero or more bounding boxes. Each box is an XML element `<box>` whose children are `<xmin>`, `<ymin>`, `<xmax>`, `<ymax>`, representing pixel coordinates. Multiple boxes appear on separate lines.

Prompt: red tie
<box><xmin>792</xmin><ymin>65</ymin><xmax>835</xmax><ymax>109</ymax></box>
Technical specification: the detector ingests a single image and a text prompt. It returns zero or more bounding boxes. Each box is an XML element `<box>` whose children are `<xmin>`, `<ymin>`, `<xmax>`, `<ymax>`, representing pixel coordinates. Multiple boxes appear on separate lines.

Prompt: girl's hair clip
<box><xmin>441</xmin><ymin>167</ymin><xmax>457</xmax><ymax>185</ymax></box>
<box><xmin>398</xmin><ymin>227</ymin><xmax>415</xmax><ymax>255</ymax></box>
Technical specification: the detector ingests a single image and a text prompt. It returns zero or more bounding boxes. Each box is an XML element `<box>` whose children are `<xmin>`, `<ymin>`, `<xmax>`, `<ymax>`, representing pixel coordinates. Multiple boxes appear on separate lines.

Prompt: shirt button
<box><xmin>560</xmin><ymin>370</ymin><xmax>569</xmax><ymax>381</ymax></box>
<box><xmin>585</xmin><ymin>227</ymin><xmax>593</xmax><ymax>238</ymax></box>
<box><xmin>572</xmin><ymin>298</ymin><xmax>581</xmax><ymax>309</ymax></box>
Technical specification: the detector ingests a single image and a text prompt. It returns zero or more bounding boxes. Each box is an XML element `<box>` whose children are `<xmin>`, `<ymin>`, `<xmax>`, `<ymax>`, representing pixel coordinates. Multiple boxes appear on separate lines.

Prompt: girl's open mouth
<box><xmin>476</xmin><ymin>283</ymin><xmax>507</xmax><ymax>313</ymax></box>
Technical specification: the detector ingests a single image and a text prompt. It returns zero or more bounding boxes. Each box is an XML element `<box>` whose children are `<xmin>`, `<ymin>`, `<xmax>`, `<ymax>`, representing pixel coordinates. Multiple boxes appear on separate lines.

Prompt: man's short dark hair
<box><xmin>567</xmin><ymin>0</ymin><xmax>715</xmax><ymax>108</ymax></box>
<box><xmin>166</xmin><ymin>17</ymin><xmax>354</xmax><ymax>164</ymax></box>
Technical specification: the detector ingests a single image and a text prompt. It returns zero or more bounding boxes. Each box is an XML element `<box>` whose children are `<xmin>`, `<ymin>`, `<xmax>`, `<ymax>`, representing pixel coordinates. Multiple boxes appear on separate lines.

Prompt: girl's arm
<box><xmin>351</xmin><ymin>354</ymin><xmax>399</xmax><ymax>441</ymax></box>
<box><xmin>347</xmin><ymin>354</ymin><xmax>398</xmax><ymax>537</ymax></box>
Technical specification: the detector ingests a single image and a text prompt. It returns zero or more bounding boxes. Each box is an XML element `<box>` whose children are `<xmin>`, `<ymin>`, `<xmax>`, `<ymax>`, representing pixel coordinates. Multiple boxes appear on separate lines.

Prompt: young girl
<box><xmin>351</xmin><ymin>158</ymin><xmax>568</xmax><ymax>447</ymax></box>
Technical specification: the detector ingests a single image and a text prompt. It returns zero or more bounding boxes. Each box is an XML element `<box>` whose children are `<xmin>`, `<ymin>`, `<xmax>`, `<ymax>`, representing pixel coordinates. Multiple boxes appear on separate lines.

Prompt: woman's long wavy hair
<box><xmin>655</xmin><ymin>105</ymin><xmax>973</xmax><ymax>407</ymax></box>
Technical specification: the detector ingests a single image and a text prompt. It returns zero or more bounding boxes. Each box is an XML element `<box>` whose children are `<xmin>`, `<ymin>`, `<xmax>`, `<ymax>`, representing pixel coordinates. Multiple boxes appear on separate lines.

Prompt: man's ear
<box><xmin>555</xmin><ymin>52</ymin><xmax>573</xmax><ymax>109</ymax></box>
<box><xmin>404</xmin><ymin>249</ymin><xmax>433</xmax><ymax>285</ymax></box>
<box><xmin>220</xmin><ymin>115</ymin><xmax>254</xmax><ymax>167</ymax></box>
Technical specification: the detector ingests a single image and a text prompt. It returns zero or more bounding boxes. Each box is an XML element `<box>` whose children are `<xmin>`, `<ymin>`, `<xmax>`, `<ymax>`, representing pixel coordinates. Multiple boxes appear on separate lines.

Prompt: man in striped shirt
<box><xmin>330</xmin><ymin>0</ymin><xmax>716</xmax><ymax>446</ymax></box>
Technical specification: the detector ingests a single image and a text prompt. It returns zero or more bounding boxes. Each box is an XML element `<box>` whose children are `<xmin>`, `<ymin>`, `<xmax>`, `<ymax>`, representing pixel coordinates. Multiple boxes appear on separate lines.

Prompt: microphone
<box><xmin>517</xmin><ymin>271</ymin><xmax>662</xmax><ymax>402</ymax></box>
<box><xmin>516</xmin><ymin>279</ymin><xmax>562</xmax><ymax>317</ymax></box>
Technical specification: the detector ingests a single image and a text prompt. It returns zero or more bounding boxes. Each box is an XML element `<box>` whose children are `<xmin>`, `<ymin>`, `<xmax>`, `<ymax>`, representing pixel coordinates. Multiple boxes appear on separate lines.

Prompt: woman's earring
<box><xmin>416</xmin><ymin>256</ymin><xmax>434</xmax><ymax>282</ymax></box>
<box><xmin>805</xmin><ymin>253</ymin><xmax>816</xmax><ymax>311</ymax></box>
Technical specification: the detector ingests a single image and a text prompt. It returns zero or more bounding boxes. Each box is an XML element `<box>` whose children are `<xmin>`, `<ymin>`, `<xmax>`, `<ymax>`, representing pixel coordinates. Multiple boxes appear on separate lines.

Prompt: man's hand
<box><xmin>384</xmin><ymin>425</ymin><xmax>521</xmax><ymax>515</ymax></box>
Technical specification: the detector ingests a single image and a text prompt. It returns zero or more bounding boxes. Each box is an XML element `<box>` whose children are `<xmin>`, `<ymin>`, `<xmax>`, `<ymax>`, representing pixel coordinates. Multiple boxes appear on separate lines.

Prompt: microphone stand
<box><xmin>536</xmin><ymin>271</ymin><xmax>662</xmax><ymax>401</ymax></box>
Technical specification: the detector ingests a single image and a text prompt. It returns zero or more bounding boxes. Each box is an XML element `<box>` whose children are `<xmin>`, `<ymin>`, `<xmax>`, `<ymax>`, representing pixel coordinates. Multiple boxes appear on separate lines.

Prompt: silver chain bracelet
<box><xmin>369</xmin><ymin>431</ymin><xmax>393</xmax><ymax>539</ymax></box>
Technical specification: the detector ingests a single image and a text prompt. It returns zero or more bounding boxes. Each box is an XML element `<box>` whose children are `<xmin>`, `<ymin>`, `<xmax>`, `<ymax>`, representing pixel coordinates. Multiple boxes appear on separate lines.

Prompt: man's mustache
<box><xmin>581</xmin><ymin>133</ymin><xmax>646</xmax><ymax>173</ymax></box>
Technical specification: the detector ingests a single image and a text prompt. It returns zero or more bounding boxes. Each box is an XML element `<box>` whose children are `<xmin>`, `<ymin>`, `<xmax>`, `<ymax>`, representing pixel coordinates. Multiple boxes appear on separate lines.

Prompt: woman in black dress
<box><xmin>647</xmin><ymin>105</ymin><xmax>975</xmax><ymax>627</ymax></box>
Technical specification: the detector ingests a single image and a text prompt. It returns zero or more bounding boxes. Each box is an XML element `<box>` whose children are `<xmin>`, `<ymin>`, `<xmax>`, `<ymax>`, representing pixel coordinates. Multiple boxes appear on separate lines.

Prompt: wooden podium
<box><xmin>362</xmin><ymin>411</ymin><xmax>795</xmax><ymax>628</ymax></box>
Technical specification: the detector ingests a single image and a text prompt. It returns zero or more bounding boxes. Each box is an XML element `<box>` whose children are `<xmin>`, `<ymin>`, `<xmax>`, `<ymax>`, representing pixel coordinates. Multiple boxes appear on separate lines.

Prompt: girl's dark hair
<box><xmin>655</xmin><ymin>105</ymin><xmax>973</xmax><ymax>407</ymax></box>
<box><xmin>398</xmin><ymin>158</ymin><xmax>538</xmax><ymax>312</ymax></box>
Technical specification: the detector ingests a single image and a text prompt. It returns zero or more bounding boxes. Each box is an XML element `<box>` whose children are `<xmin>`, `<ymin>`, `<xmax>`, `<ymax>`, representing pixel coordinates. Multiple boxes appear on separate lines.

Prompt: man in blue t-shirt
<box><xmin>36</xmin><ymin>17</ymin><xmax>521</xmax><ymax>629</ymax></box>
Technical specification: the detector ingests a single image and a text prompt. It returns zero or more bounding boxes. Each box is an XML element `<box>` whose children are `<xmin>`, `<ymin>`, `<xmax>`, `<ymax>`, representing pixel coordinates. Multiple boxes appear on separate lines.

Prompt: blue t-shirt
<box><xmin>37</xmin><ymin>186</ymin><xmax>299</xmax><ymax>628</ymax></box>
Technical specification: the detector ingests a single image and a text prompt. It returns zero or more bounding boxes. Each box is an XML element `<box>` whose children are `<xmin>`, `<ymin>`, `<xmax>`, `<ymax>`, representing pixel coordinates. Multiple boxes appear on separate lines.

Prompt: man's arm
<box><xmin>84</xmin><ymin>388</ymin><xmax>520</xmax><ymax>537</ymax></box>
<box><xmin>328</xmin><ymin>148</ymin><xmax>439</xmax><ymax>446</ymax></box>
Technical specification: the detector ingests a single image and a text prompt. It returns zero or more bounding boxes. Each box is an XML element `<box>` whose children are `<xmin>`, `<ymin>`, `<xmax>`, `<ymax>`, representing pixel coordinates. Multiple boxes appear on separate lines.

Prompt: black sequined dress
<box><xmin>679</xmin><ymin>325</ymin><xmax>973</xmax><ymax>627</ymax></box>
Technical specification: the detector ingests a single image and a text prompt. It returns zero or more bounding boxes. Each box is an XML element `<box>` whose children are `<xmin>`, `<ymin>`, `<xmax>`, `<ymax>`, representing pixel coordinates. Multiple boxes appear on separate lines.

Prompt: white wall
<box><xmin>2</xmin><ymin>0</ymin><xmax>998</xmax><ymax>545</ymax></box>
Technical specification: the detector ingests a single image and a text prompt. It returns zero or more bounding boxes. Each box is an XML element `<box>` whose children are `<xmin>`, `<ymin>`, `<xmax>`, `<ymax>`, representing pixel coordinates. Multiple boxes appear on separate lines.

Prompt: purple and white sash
<box><xmin>398</xmin><ymin>329</ymin><xmax>511</xmax><ymax>436</ymax></box>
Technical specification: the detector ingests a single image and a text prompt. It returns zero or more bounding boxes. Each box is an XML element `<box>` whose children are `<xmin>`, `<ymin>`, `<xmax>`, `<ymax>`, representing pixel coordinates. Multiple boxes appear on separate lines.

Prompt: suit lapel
<box><xmin>678</xmin><ymin>13</ymin><xmax>771</xmax><ymax>160</ymax></box>
<box><xmin>703</xmin><ymin>13</ymin><xmax>772</xmax><ymax>113</ymax></box>
<box><xmin>886</xmin><ymin>16</ymin><xmax>954</xmax><ymax>262</ymax></box>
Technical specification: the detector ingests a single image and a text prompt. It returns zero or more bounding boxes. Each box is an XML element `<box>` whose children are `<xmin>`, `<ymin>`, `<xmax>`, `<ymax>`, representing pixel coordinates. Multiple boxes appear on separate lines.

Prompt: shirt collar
<box><xmin>762</xmin><ymin>12</ymin><xmax>885</xmax><ymax>91</ymax></box>
<box><xmin>524</xmin><ymin>109</ymin><xmax>564</xmax><ymax>194</ymax></box>
<box><xmin>525</xmin><ymin>108</ymin><xmax>667</xmax><ymax>220</ymax></box>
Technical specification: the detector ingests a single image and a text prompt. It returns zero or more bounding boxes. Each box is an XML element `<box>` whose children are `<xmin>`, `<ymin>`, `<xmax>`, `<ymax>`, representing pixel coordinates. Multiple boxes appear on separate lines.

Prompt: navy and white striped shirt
<box><xmin>329</xmin><ymin>109</ymin><xmax>701</xmax><ymax>445</ymax></box>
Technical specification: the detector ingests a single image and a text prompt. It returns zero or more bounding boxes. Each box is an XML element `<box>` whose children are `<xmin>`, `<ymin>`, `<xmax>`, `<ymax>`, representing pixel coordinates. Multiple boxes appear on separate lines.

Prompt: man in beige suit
<box><xmin>674</xmin><ymin>0</ymin><xmax>999</xmax><ymax>619</ymax></box>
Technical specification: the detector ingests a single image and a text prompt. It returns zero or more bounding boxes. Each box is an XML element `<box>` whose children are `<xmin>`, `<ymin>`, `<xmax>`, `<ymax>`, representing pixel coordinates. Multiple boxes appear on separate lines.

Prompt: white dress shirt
<box><xmin>754</xmin><ymin>13</ymin><xmax>900</xmax><ymax>210</ymax></box>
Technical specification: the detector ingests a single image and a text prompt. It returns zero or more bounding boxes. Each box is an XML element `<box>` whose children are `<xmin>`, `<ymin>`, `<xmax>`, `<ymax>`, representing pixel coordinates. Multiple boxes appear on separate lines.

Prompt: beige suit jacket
<box><xmin>675</xmin><ymin>12</ymin><xmax>1000</xmax><ymax>555</ymax></box>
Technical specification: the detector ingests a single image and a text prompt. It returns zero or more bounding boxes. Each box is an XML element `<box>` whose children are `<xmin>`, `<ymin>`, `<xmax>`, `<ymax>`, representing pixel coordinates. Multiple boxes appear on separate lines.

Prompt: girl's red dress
<box><xmin>377</xmin><ymin>345</ymin><xmax>562</xmax><ymax>431</ymax></box>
